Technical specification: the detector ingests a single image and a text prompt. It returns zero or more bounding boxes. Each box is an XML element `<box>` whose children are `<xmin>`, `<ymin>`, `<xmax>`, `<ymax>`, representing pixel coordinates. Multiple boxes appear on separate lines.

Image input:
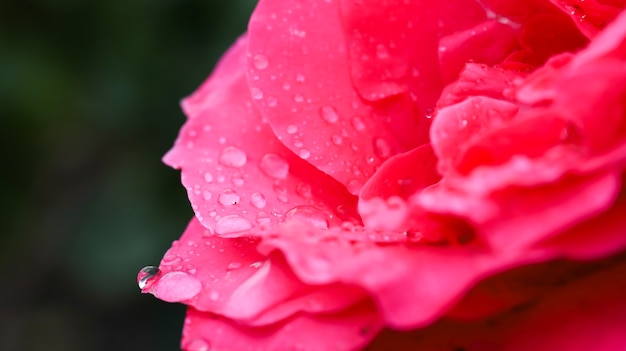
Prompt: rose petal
<box><xmin>260</xmin><ymin>227</ymin><xmax>552</xmax><ymax>328</ymax></box>
<box><xmin>360</xmin><ymin>144</ymin><xmax>440</xmax><ymax>201</ymax></box>
<box><xmin>436</xmin><ymin>63</ymin><xmax>523</xmax><ymax>109</ymax></box>
<box><xmin>163</xmin><ymin>36</ymin><xmax>359</xmax><ymax>234</ymax></box>
<box><xmin>431</xmin><ymin>96</ymin><xmax>519</xmax><ymax>176</ymax></box>
<box><xmin>367</xmin><ymin>259</ymin><xmax>626</xmax><ymax>351</ymax></box>
<box><xmin>438</xmin><ymin>20</ymin><xmax>519</xmax><ymax>84</ymax></box>
<box><xmin>146</xmin><ymin>218</ymin><xmax>364</xmax><ymax>325</ymax></box>
<box><xmin>247</xmin><ymin>0</ymin><xmax>413</xmax><ymax>193</ymax></box>
<box><xmin>181</xmin><ymin>301</ymin><xmax>383</xmax><ymax>351</ymax></box>
<box><xmin>340</xmin><ymin>0</ymin><xmax>490</xmax><ymax>103</ymax></box>
<box><xmin>550</xmin><ymin>0</ymin><xmax>623</xmax><ymax>37</ymax></box>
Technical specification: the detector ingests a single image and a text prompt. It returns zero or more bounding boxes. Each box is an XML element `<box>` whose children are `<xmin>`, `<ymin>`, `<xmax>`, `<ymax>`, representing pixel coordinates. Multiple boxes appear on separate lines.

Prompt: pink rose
<box><xmin>139</xmin><ymin>0</ymin><xmax>626</xmax><ymax>350</ymax></box>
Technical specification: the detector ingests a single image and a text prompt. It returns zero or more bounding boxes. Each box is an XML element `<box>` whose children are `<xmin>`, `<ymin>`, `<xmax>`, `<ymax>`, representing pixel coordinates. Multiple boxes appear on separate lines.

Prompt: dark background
<box><xmin>0</xmin><ymin>0</ymin><xmax>256</xmax><ymax>350</ymax></box>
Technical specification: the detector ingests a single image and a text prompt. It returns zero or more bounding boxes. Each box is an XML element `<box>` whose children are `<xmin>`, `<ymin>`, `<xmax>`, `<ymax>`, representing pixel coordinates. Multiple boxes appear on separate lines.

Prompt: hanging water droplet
<box><xmin>185</xmin><ymin>338</ymin><xmax>211</xmax><ymax>351</ymax></box>
<box><xmin>319</xmin><ymin>105</ymin><xmax>339</xmax><ymax>123</ymax></box>
<box><xmin>219</xmin><ymin>146</ymin><xmax>247</xmax><ymax>168</ymax></box>
<box><xmin>215</xmin><ymin>215</ymin><xmax>253</xmax><ymax>235</ymax></box>
<box><xmin>373</xmin><ymin>138</ymin><xmax>391</xmax><ymax>159</ymax></box>
<box><xmin>250</xmin><ymin>192</ymin><xmax>267</xmax><ymax>209</ymax></box>
<box><xmin>259</xmin><ymin>154</ymin><xmax>289</xmax><ymax>179</ymax></box>
<box><xmin>137</xmin><ymin>266</ymin><xmax>160</xmax><ymax>289</ymax></box>
<box><xmin>253</xmin><ymin>54</ymin><xmax>269</xmax><ymax>70</ymax></box>
<box><xmin>285</xmin><ymin>206</ymin><xmax>329</xmax><ymax>229</ymax></box>
<box><xmin>218</xmin><ymin>189</ymin><xmax>240</xmax><ymax>206</ymax></box>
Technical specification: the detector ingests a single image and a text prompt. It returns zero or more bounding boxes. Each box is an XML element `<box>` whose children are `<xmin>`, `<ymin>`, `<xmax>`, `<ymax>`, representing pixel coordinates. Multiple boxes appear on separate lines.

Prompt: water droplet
<box><xmin>185</xmin><ymin>338</ymin><xmax>211</xmax><ymax>351</ymax></box>
<box><xmin>286</xmin><ymin>124</ymin><xmax>298</xmax><ymax>134</ymax></box>
<box><xmin>296</xmin><ymin>183</ymin><xmax>312</xmax><ymax>198</ymax></box>
<box><xmin>137</xmin><ymin>266</ymin><xmax>160</xmax><ymax>289</ymax></box>
<box><xmin>376</xmin><ymin>44</ymin><xmax>390</xmax><ymax>59</ymax></box>
<box><xmin>331</xmin><ymin>134</ymin><xmax>343</xmax><ymax>145</ymax></box>
<box><xmin>256</xmin><ymin>212</ymin><xmax>271</xmax><ymax>225</ymax></box>
<box><xmin>232</xmin><ymin>176</ymin><xmax>244</xmax><ymax>187</ymax></box>
<box><xmin>351</xmin><ymin>116</ymin><xmax>366</xmax><ymax>132</ymax></box>
<box><xmin>296</xmin><ymin>73</ymin><xmax>305</xmax><ymax>82</ymax></box>
<box><xmin>347</xmin><ymin>179</ymin><xmax>363</xmax><ymax>194</ymax></box>
<box><xmin>373</xmin><ymin>138</ymin><xmax>391</xmax><ymax>159</ymax></box>
<box><xmin>266</xmin><ymin>96</ymin><xmax>278</xmax><ymax>107</ymax></box>
<box><xmin>215</xmin><ymin>215</ymin><xmax>252</xmax><ymax>235</ymax></box>
<box><xmin>203</xmin><ymin>173</ymin><xmax>214</xmax><ymax>183</ymax></box>
<box><xmin>250</xmin><ymin>261</ymin><xmax>263</xmax><ymax>269</ymax></box>
<box><xmin>251</xmin><ymin>87</ymin><xmax>264</xmax><ymax>100</ymax></box>
<box><xmin>202</xmin><ymin>191</ymin><xmax>212</xmax><ymax>201</ymax></box>
<box><xmin>227</xmin><ymin>262</ymin><xmax>242</xmax><ymax>270</ymax></box>
<box><xmin>209</xmin><ymin>290</ymin><xmax>220</xmax><ymax>301</ymax></box>
<box><xmin>250</xmin><ymin>192</ymin><xmax>267</xmax><ymax>209</ymax></box>
<box><xmin>460</xmin><ymin>119</ymin><xmax>468</xmax><ymax>128</ymax></box>
<box><xmin>285</xmin><ymin>206</ymin><xmax>329</xmax><ymax>229</ymax></box>
<box><xmin>218</xmin><ymin>189</ymin><xmax>240</xmax><ymax>206</ymax></box>
<box><xmin>260</xmin><ymin>154</ymin><xmax>289</xmax><ymax>179</ymax></box>
<box><xmin>219</xmin><ymin>146</ymin><xmax>247</xmax><ymax>168</ymax></box>
<box><xmin>319</xmin><ymin>105</ymin><xmax>339</xmax><ymax>123</ymax></box>
<box><xmin>283</xmin><ymin>82</ymin><xmax>291</xmax><ymax>90</ymax></box>
<box><xmin>299</xmin><ymin>148</ymin><xmax>310</xmax><ymax>159</ymax></box>
<box><xmin>152</xmin><ymin>271</ymin><xmax>202</xmax><ymax>302</ymax></box>
<box><xmin>294</xmin><ymin>94</ymin><xmax>305</xmax><ymax>103</ymax></box>
<box><xmin>253</xmin><ymin>54</ymin><xmax>269</xmax><ymax>70</ymax></box>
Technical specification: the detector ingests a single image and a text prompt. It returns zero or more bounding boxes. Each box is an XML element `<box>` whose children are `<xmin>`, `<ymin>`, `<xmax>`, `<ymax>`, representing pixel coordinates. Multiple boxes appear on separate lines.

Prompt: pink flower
<box><xmin>138</xmin><ymin>1</ymin><xmax>626</xmax><ymax>350</ymax></box>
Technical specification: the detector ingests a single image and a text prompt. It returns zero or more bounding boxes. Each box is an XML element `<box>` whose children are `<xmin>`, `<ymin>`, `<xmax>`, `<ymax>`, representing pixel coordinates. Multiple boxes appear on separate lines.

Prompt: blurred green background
<box><xmin>0</xmin><ymin>0</ymin><xmax>256</xmax><ymax>349</ymax></box>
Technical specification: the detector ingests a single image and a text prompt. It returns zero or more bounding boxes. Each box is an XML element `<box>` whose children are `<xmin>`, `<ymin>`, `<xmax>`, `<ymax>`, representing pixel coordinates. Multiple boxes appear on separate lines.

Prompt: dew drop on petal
<box><xmin>185</xmin><ymin>338</ymin><xmax>211</xmax><ymax>351</ymax></box>
<box><xmin>137</xmin><ymin>266</ymin><xmax>160</xmax><ymax>289</ymax></box>
<box><xmin>376</xmin><ymin>44</ymin><xmax>390</xmax><ymax>59</ymax></box>
<box><xmin>253</xmin><ymin>54</ymin><xmax>269</xmax><ymax>70</ymax></box>
<box><xmin>299</xmin><ymin>149</ymin><xmax>311</xmax><ymax>159</ymax></box>
<box><xmin>151</xmin><ymin>271</ymin><xmax>201</xmax><ymax>302</ymax></box>
<box><xmin>319</xmin><ymin>105</ymin><xmax>339</xmax><ymax>123</ymax></box>
<box><xmin>296</xmin><ymin>73</ymin><xmax>305</xmax><ymax>82</ymax></box>
<box><xmin>296</xmin><ymin>183</ymin><xmax>312</xmax><ymax>198</ymax></box>
<box><xmin>251</xmin><ymin>87</ymin><xmax>264</xmax><ymax>100</ymax></box>
<box><xmin>351</xmin><ymin>116</ymin><xmax>366</xmax><ymax>132</ymax></box>
<box><xmin>347</xmin><ymin>179</ymin><xmax>363</xmax><ymax>194</ymax></box>
<box><xmin>331</xmin><ymin>134</ymin><xmax>343</xmax><ymax>145</ymax></box>
<box><xmin>215</xmin><ymin>215</ymin><xmax>253</xmax><ymax>235</ymax></box>
<box><xmin>286</xmin><ymin>124</ymin><xmax>298</xmax><ymax>134</ymax></box>
<box><xmin>266</xmin><ymin>96</ymin><xmax>278</xmax><ymax>107</ymax></box>
<box><xmin>219</xmin><ymin>146</ymin><xmax>247</xmax><ymax>168</ymax></box>
<box><xmin>209</xmin><ymin>290</ymin><xmax>220</xmax><ymax>301</ymax></box>
<box><xmin>218</xmin><ymin>189</ymin><xmax>240</xmax><ymax>206</ymax></box>
<box><xmin>285</xmin><ymin>206</ymin><xmax>329</xmax><ymax>229</ymax></box>
<box><xmin>227</xmin><ymin>262</ymin><xmax>242</xmax><ymax>270</ymax></box>
<box><xmin>250</xmin><ymin>192</ymin><xmax>267</xmax><ymax>209</ymax></box>
<box><xmin>373</xmin><ymin>138</ymin><xmax>391</xmax><ymax>159</ymax></box>
<box><xmin>259</xmin><ymin>154</ymin><xmax>289</xmax><ymax>179</ymax></box>
<box><xmin>203</xmin><ymin>172</ymin><xmax>214</xmax><ymax>183</ymax></box>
